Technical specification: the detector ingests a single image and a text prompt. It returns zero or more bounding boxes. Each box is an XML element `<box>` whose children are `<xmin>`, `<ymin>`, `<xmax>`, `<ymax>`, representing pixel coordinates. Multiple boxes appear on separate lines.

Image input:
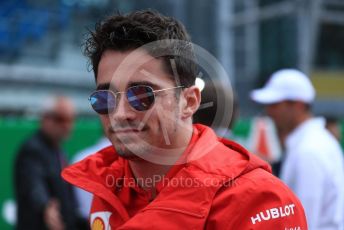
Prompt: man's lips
<box><xmin>109</xmin><ymin>127</ymin><xmax>147</xmax><ymax>134</ymax></box>
<box><xmin>108</xmin><ymin>123</ymin><xmax>147</xmax><ymax>135</ymax></box>
<box><xmin>113</xmin><ymin>129</ymin><xmax>140</xmax><ymax>134</ymax></box>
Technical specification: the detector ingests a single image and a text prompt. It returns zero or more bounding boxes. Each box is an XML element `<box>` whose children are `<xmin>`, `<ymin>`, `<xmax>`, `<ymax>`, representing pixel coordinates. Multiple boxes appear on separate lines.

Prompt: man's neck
<box><xmin>39</xmin><ymin>129</ymin><xmax>60</xmax><ymax>148</ymax></box>
<box><xmin>129</xmin><ymin>160</ymin><xmax>172</xmax><ymax>190</ymax></box>
<box><xmin>289</xmin><ymin>113</ymin><xmax>312</xmax><ymax>135</ymax></box>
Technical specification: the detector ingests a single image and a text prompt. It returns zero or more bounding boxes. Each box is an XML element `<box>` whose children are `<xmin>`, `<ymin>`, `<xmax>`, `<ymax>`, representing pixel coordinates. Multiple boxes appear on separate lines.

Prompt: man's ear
<box><xmin>181</xmin><ymin>86</ymin><xmax>201</xmax><ymax>119</ymax></box>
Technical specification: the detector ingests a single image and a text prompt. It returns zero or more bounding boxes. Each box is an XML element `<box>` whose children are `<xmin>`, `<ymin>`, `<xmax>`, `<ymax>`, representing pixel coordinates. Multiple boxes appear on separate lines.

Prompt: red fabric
<box><xmin>62</xmin><ymin>124</ymin><xmax>307</xmax><ymax>229</ymax></box>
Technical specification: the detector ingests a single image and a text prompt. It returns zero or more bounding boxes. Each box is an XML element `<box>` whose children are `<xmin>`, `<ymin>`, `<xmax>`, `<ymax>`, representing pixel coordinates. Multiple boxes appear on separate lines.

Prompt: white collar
<box><xmin>285</xmin><ymin>117</ymin><xmax>325</xmax><ymax>148</ymax></box>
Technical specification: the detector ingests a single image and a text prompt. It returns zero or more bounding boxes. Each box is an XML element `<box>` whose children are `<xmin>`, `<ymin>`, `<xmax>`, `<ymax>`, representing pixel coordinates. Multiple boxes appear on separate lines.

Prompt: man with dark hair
<box><xmin>62</xmin><ymin>10</ymin><xmax>307</xmax><ymax>229</ymax></box>
<box><xmin>251</xmin><ymin>69</ymin><xmax>344</xmax><ymax>230</ymax></box>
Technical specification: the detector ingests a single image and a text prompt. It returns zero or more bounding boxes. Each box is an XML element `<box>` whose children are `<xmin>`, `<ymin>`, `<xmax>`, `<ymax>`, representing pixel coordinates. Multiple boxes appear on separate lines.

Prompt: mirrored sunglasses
<box><xmin>89</xmin><ymin>85</ymin><xmax>184</xmax><ymax>114</ymax></box>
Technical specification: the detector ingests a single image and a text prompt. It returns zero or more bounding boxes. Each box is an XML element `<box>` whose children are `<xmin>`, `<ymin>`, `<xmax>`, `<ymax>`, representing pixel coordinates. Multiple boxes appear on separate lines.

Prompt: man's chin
<box><xmin>114</xmin><ymin>143</ymin><xmax>147</xmax><ymax>160</ymax></box>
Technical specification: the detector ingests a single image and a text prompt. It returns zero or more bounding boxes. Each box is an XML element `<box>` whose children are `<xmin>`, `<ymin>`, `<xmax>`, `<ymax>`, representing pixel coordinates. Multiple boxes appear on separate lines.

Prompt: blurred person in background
<box><xmin>251</xmin><ymin>69</ymin><xmax>344</xmax><ymax>230</ymax></box>
<box><xmin>62</xmin><ymin>10</ymin><xmax>307</xmax><ymax>229</ymax></box>
<box><xmin>14</xmin><ymin>96</ymin><xmax>82</xmax><ymax>230</ymax></box>
<box><xmin>71</xmin><ymin>136</ymin><xmax>111</xmax><ymax>226</ymax></box>
<box><xmin>325</xmin><ymin>116</ymin><xmax>342</xmax><ymax>143</ymax></box>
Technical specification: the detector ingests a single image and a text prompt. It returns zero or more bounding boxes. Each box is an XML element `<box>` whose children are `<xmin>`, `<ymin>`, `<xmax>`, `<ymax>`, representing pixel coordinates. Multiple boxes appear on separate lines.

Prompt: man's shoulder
<box><xmin>180</xmin><ymin>141</ymin><xmax>298</xmax><ymax>205</ymax></box>
<box><xmin>16</xmin><ymin>132</ymin><xmax>46</xmax><ymax>158</ymax></box>
<box><xmin>208</xmin><ymin>167</ymin><xmax>307</xmax><ymax>228</ymax></box>
<box><xmin>185</xmin><ymin>137</ymin><xmax>272</xmax><ymax>183</ymax></box>
<box><xmin>298</xmin><ymin>123</ymin><xmax>339</xmax><ymax>150</ymax></box>
<box><xmin>294</xmin><ymin>127</ymin><xmax>343</xmax><ymax>163</ymax></box>
<box><xmin>233</xmin><ymin>167</ymin><xmax>298</xmax><ymax>199</ymax></box>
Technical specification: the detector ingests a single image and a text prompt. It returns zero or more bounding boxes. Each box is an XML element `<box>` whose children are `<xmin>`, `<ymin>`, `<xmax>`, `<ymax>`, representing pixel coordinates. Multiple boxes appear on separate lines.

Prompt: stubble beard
<box><xmin>114</xmin><ymin>114</ymin><xmax>180</xmax><ymax>162</ymax></box>
<box><xmin>116</xmin><ymin>140</ymin><xmax>150</xmax><ymax>160</ymax></box>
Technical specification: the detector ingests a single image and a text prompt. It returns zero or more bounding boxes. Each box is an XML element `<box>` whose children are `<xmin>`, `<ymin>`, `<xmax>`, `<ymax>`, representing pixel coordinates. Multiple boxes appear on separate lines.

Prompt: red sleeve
<box><xmin>206</xmin><ymin>169</ymin><xmax>308</xmax><ymax>229</ymax></box>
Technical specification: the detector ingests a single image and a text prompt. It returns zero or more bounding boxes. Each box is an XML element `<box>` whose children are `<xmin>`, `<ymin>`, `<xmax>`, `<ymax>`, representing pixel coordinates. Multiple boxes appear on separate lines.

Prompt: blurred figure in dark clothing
<box><xmin>14</xmin><ymin>96</ymin><xmax>83</xmax><ymax>230</ymax></box>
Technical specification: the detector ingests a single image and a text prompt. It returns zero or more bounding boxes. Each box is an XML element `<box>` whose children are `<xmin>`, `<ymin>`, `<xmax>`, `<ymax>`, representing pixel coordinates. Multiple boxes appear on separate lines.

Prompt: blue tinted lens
<box><xmin>127</xmin><ymin>86</ymin><xmax>155</xmax><ymax>111</ymax></box>
<box><xmin>89</xmin><ymin>91</ymin><xmax>116</xmax><ymax>114</ymax></box>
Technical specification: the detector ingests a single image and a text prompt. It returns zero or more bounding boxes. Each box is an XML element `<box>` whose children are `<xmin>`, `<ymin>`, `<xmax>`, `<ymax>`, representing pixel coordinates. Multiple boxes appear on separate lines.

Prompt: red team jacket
<box><xmin>62</xmin><ymin>124</ymin><xmax>307</xmax><ymax>229</ymax></box>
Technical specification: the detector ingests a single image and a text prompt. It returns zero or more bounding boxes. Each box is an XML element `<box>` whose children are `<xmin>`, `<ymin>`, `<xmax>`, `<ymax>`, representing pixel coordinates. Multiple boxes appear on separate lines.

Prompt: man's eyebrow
<box><xmin>127</xmin><ymin>81</ymin><xmax>159</xmax><ymax>88</ymax></box>
<box><xmin>96</xmin><ymin>81</ymin><xmax>160</xmax><ymax>91</ymax></box>
<box><xmin>96</xmin><ymin>83</ymin><xmax>111</xmax><ymax>90</ymax></box>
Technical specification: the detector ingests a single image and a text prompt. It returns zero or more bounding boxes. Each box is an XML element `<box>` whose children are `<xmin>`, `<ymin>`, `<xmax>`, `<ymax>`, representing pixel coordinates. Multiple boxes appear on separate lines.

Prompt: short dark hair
<box><xmin>84</xmin><ymin>9</ymin><xmax>197</xmax><ymax>87</ymax></box>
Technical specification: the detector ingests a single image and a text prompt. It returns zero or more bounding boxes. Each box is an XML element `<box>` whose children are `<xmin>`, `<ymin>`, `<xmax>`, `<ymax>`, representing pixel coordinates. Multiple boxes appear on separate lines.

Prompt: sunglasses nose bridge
<box><xmin>110</xmin><ymin>91</ymin><xmax>137</xmax><ymax>117</ymax></box>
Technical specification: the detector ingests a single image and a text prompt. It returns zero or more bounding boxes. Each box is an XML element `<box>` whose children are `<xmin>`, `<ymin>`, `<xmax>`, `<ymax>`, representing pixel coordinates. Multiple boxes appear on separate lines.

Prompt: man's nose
<box><xmin>110</xmin><ymin>94</ymin><xmax>137</xmax><ymax>121</ymax></box>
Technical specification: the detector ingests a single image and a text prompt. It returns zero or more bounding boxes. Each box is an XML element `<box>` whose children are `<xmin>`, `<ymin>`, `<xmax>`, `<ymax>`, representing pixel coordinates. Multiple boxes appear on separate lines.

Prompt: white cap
<box><xmin>250</xmin><ymin>69</ymin><xmax>315</xmax><ymax>104</ymax></box>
